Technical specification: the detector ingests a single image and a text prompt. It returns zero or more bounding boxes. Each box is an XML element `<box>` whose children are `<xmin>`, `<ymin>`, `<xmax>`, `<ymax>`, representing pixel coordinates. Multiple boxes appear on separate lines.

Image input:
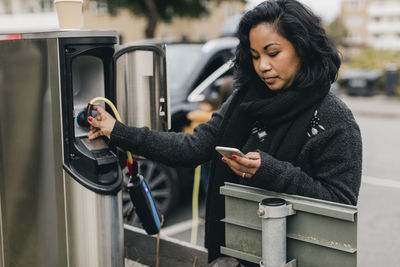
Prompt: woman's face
<box><xmin>249</xmin><ymin>22</ymin><xmax>301</xmax><ymax>91</ymax></box>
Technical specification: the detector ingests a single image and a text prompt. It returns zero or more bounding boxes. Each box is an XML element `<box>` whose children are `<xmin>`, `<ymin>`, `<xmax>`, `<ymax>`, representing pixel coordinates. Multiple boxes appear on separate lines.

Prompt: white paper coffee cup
<box><xmin>55</xmin><ymin>0</ymin><xmax>83</xmax><ymax>30</ymax></box>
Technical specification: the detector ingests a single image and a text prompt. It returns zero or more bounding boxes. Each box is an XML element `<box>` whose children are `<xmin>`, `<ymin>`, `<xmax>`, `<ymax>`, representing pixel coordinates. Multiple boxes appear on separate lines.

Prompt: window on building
<box><xmin>347</xmin><ymin>33</ymin><xmax>363</xmax><ymax>44</ymax></box>
<box><xmin>89</xmin><ymin>0</ymin><xmax>108</xmax><ymax>15</ymax></box>
<box><xmin>346</xmin><ymin>0</ymin><xmax>361</xmax><ymax>10</ymax></box>
<box><xmin>346</xmin><ymin>16</ymin><xmax>363</xmax><ymax>27</ymax></box>
<box><xmin>40</xmin><ymin>0</ymin><xmax>54</xmax><ymax>12</ymax></box>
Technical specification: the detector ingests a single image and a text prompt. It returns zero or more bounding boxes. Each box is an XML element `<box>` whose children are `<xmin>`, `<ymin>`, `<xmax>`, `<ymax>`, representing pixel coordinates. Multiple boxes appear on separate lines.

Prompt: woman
<box><xmin>88</xmin><ymin>0</ymin><xmax>362</xmax><ymax>263</ymax></box>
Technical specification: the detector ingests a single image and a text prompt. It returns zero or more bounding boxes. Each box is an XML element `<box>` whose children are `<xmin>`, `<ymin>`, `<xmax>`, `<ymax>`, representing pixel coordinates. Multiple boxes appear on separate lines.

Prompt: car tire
<box><xmin>122</xmin><ymin>159</ymin><xmax>179</xmax><ymax>227</ymax></box>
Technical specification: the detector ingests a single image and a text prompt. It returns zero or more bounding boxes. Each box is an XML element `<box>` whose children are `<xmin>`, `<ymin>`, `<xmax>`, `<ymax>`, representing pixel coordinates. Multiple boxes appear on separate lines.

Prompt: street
<box><xmin>159</xmin><ymin>93</ymin><xmax>400</xmax><ymax>267</ymax></box>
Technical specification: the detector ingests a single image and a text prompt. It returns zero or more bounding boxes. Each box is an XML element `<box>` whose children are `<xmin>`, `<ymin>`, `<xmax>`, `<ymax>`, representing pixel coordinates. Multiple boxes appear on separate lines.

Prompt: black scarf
<box><xmin>205</xmin><ymin>80</ymin><xmax>330</xmax><ymax>262</ymax></box>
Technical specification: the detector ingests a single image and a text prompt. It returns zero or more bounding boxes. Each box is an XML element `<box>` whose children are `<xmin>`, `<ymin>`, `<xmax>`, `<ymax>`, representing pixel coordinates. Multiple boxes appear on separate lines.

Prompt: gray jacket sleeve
<box><xmin>109</xmin><ymin>92</ymin><xmax>236</xmax><ymax>168</ymax></box>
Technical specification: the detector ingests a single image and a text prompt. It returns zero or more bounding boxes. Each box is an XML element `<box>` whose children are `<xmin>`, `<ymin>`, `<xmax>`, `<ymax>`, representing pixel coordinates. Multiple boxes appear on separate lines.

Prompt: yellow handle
<box><xmin>190</xmin><ymin>165</ymin><xmax>201</xmax><ymax>245</ymax></box>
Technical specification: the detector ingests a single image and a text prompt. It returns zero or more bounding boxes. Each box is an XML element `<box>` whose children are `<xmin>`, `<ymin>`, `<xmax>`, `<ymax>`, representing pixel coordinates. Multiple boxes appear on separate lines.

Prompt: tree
<box><xmin>325</xmin><ymin>16</ymin><xmax>348</xmax><ymax>46</ymax></box>
<box><xmin>343</xmin><ymin>47</ymin><xmax>400</xmax><ymax>70</ymax></box>
<box><xmin>97</xmin><ymin>0</ymin><xmax>242</xmax><ymax>38</ymax></box>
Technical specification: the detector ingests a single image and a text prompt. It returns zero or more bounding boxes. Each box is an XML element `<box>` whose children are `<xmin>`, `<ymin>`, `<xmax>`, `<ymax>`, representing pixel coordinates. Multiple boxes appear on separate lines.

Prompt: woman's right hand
<box><xmin>87</xmin><ymin>105</ymin><xmax>116</xmax><ymax>140</ymax></box>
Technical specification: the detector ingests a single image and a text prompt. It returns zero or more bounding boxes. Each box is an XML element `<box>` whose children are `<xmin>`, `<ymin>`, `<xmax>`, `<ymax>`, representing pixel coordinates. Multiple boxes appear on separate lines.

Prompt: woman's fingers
<box><xmin>87</xmin><ymin>129</ymin><xmax>99</xmax><ymax>140</ymax></box>
<box><xmin>88</xmin><ymin>116</ymin><xmax>99</xmax><ymax>128</ymax></box>
<box><xmin>222</xmin><ymin>152</ymin><xmax>261</xmax><ymax>178</ymax></box>
<box><xmin>234</xmin><ymin>154</ymin><xmax>260</xmax><ymax>168</ymax></box>
<box><xmin>91</xmin><ymin>105</ymin><xmax>103</xmax><ymax>112</ymax></box>
<box><xmin>223</xmin><ymin>157</ymin><xmax>247</xmax><ymax>173</ymax></box>
<box><xmin>246</xmin><ymin>152</ymin><xmax>261</xmax><ymax>160</ymax></box>
<box><xmin>92</xmin><ymin>105</ymin><xmax>109</xmax><ymax>118</ymax></box>
<box><xmin>86</xmin><ymin>105</ymin><xmax>116</xmax><ymax>140</ymax></box>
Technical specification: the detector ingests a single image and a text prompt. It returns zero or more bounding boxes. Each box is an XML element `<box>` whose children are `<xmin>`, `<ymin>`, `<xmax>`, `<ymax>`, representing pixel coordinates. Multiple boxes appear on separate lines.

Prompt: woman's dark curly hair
<box><xmin>234</xmin><ymin>0</ymin><xmax>341</xmax><ymax>91</ymax></box>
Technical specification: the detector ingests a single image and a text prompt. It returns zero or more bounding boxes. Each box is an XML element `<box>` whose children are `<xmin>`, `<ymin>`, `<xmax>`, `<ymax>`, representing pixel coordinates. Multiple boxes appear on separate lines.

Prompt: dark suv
<box><xmin>123</xmin><ymin>37</ymin><xmax>238</xmax><ymax>225</ymax></box>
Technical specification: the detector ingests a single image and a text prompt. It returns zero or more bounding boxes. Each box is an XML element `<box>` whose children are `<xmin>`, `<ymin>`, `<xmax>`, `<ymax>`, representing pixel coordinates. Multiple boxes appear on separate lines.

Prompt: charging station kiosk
<box><xmin>0</xmin><ymin>31</ymin><xmax>168</xmax><ymax>267</ymax></box>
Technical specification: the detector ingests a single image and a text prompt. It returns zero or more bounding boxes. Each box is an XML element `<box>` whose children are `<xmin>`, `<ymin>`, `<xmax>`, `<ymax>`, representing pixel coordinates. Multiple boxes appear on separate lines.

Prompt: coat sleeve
<box><xmin>245</xmin><ymin>124</ymin><xmax>362</xmax><ymax>205</ymax></box>
<box><xmin>109</xmin><ymin>92</ymin><xmax>237</xmax><ymax>168</ymax></box>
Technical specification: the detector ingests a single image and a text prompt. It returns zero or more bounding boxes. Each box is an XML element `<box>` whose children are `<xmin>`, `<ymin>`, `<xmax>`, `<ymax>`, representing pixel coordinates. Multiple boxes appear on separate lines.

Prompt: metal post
<box><xmin>257</xmin><ymin>198</ymin><xmax>296</xmax><ymax>267</ymax></box>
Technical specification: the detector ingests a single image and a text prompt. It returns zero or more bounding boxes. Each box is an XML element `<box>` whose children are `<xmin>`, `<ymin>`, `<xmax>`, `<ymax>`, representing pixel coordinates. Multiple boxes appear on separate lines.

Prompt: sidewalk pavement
<box><xmin>125</xmin><ymin>258</ymin><xmax>149</xmax><ymax>267</ymax></box>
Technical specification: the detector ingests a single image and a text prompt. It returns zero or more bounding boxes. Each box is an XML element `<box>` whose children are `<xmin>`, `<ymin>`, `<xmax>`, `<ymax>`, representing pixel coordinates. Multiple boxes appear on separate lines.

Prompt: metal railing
<box><xmin>220</xmin><ymin>182</ymin><xmax>358</xmax><ymax>267</ymax></box>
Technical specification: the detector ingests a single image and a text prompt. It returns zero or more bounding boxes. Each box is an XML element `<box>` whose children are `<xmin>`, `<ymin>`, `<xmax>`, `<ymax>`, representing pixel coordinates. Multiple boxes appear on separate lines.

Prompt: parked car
<box><xmin>339</xmin><ymin>69</ymin><xmax>383</xmax><ymax>96</ymax></box>
<box><xmin>122</xmin><ymin>37</ymin><xmax>238</xmax><ymax>226</ymax></box>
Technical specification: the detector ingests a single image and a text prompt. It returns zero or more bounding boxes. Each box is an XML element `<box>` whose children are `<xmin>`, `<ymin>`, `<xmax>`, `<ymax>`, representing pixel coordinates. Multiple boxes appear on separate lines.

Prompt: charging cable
<box><xmin>191</xmin><ymin>165</ymin><xmax>201</xmax><ymax>245</ymax></box>
<box><xmin>85</xmin><ymin>97</ymin><xmax>162</xmax><ymax>238</ymax></box>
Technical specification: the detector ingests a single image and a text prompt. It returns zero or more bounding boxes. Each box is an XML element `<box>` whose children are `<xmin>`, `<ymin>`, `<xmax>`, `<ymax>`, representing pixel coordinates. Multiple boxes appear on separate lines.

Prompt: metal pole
<box><xmin>257</xmin><ymin>198</ymin><xmax>296</xmax><ymax>267</ymax></box>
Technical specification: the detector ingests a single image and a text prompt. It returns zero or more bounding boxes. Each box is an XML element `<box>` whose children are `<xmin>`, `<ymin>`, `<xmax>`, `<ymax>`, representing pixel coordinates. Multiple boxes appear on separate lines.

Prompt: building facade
<box><xmin>367</xmin><ymin>0</ymin><xmax>400</xmax><ymax>50</ymax></box>
<box><xmin>341</xmin><ymin>0</ymin><xmax>400</xmax><ymax>50</ymax></box>
<box><xmin>0</xmin><ymin>0</ymin><xmax>53</xmax><ymax>14</ymax></box>
<box><xmin>341</xmin><ymin>0</ymin><xmax>370</xmax><ymax>47</ymax></box>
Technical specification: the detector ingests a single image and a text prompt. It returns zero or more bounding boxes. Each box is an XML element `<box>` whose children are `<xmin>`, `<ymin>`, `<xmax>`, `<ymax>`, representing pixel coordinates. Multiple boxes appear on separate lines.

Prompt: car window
<box><xmin>166</xmin><ymin>44</ymin><xmax>203</xmax><ymax>95</ymax></box>
<box><xmin>192</xmin><ymin>49</ymin><xmax>235</xmax><ymax>90</ymax></box>
<box><xmin>188</xmin><ymin>60</ymin><xmax>234</xmax><ymax>103</ymax></box>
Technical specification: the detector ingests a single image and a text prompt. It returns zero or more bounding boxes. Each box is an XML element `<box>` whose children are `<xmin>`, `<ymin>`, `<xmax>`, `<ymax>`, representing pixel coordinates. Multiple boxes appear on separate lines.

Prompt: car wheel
<box><xmin>122</xmin><ymin>159</ymin><xmax>179</xmax><ymax>227</ymax></box>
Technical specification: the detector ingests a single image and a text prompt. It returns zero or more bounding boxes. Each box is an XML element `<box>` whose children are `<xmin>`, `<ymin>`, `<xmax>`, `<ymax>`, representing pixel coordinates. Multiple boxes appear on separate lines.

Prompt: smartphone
<box><xmin>215</xmin><ymin>146</ymin><xmax>247</xmax><ymax>158</ymax></box>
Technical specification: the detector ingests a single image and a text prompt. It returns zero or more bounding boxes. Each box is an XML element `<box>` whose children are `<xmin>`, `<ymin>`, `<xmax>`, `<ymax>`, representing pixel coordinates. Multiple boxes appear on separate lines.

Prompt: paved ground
<box><xmin>125</xmin><ymin>258</ymin><xmax>147</xmax><ymax>267</ymax></box>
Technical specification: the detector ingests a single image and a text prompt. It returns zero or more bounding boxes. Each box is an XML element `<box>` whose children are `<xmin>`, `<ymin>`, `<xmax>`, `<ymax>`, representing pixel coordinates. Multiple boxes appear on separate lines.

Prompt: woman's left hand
<box><xmin>222</xmin><ymin>152</ymin><xmax>261</xmax><ymax>179</ymax></box>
